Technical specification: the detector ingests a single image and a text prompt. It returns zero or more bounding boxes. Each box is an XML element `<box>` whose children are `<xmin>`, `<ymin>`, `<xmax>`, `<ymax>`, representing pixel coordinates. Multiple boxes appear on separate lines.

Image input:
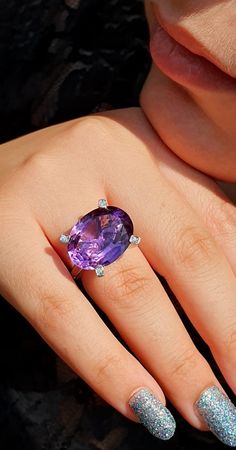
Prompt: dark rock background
<box><xmin>0</xmin><ymin>0</ymin><xmax>149</xmax><ymax>142</ymax></box>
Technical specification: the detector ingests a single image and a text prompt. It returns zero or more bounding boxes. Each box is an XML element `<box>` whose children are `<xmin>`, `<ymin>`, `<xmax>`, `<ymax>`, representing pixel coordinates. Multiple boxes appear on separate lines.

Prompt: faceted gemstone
<box><xmin>59</xmin><ymin>234</ymin><xmax>70</xmax><ymax>244</ymax></box>
<box><xmin>95</xmin><ymin>265</ymin><xmax>105</xmax><ymax>277</ymax></box>
<box><xmin>98</xmin><ymin>198</ymin><xmax>108</xmax><ymax>208</ymax></box>
<box><xmin>129</xmin><ymin>235</ymin><xmax>141</xmax><ymax>245</ymax></box>
<box><xmin>67</xmin><ymin>206</ymin><xmax>134</xmax><ymax>270</ymax></box>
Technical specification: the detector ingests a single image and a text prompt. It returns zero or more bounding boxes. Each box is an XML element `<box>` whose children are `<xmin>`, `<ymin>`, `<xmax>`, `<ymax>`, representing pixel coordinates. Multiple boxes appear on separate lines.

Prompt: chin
<box><xmin>140</xmin><ymin>65</ymin><xmax>236</xmax><ymax>183</ymax></box>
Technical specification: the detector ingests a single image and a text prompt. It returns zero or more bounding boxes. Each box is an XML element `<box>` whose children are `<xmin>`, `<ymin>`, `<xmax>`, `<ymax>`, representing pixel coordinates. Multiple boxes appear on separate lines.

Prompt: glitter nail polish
<box><xmin>195</xmin><ymin>386</ymin><xmax>236</xmax><ymax>447</ymax></box>
<box><xmin>128</xmin><ymin>387</ymin><xmax>176</xmax><ymax>440</ymax></box>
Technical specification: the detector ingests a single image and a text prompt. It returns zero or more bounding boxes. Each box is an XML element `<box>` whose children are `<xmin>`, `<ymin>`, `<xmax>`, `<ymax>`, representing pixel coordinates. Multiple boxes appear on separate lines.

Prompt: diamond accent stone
<box><xmin>129</xmin><ymin>235</ymin><xmax>141</xmax><ymax>245</ymax></box>
<box><xmin>59</xmin><ymin>234</ymin><xmax>70</xmax><ymax>244</ymax></box>
<box><xmin>98</xmin><ymin>199</ymin><xmax>108</xmax><ymax>208</ymax></box>
<box><xmin>95</xmin><ymin>265</ymin><xmax>105</xmax><ymax>277</ymax></box>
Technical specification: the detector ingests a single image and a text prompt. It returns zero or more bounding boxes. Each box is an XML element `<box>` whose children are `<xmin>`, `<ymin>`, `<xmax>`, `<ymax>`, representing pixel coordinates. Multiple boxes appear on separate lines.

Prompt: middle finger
<box><xmin>82</xmin><ymin>242</ymin><xmax>221</xmax><ymax>431</ymax></box>
<box><xmin>106</xmin><ymin>152</ymin><xmax>236</xmax><ymax>397</ymax></box>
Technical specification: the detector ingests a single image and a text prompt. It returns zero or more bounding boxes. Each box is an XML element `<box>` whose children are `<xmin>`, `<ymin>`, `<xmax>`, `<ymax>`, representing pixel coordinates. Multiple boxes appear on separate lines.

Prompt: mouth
<box><xmin>149</xmin><ymin>9</ymin><xmax>236</xmax><ymax>91</ymax></box>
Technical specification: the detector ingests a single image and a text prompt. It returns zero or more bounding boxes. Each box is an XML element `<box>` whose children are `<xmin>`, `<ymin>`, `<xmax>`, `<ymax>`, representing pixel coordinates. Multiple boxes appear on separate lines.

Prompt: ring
<box><xmin>59</xmin><ymin>199</ymin><xmax>141</xmax><ymax>279</ymax></box>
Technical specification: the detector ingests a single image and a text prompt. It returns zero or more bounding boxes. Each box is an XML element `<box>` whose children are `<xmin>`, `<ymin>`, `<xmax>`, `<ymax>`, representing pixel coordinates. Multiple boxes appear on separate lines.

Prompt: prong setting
<box><xmin>98</xmin><ymin>198</ymin><xmax>108</xmax><ymax>209</ymax></box>
<box><xmin>95</xmin><ymin>265</ymin><xmax>105</xmax><ymax>277</ymax></box>
<box><xmin>129</xmin><ymin>235</ymin><xmax>141</xmax><ymax>245</ymax></box>
<box><xmin>59</xmin><ymin>234</ymin><xmax>70</xmax><ymax>244</ymax></box>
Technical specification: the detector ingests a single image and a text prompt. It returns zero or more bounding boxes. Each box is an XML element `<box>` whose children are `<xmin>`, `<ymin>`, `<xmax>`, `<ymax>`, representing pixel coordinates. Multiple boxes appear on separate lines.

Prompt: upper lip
<box><xmin>152</xmin><ymin>4</ymin><xmax>236</xmax><ymax>79</ymax></box>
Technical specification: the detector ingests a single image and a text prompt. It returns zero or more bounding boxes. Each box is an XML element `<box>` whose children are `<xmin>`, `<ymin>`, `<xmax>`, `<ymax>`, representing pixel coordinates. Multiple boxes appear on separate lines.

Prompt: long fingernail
<box><xmin>195</xmin><ymin>386</ymin><xmax>236</xmax><ymax>447</ymax></box>
<box><xmin>128</xmin><ymin>387</ymin><xmax>176</xmax><ymax>440</ymax></box>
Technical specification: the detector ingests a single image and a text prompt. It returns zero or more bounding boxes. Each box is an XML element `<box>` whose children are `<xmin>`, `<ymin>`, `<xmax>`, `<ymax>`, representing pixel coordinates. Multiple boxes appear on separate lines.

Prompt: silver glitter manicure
<box><xmin>128</xmin><ymin>388</ymin><xmax>176</xmax><ymax>440</ymax></box>
<box><xmin>195</xmin><ymin>386</ymin><xmax>236</xmax><ymax>447</ymax></box>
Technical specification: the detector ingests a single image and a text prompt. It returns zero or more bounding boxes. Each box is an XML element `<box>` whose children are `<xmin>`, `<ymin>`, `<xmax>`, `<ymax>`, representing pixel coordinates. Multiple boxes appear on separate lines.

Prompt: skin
<box><xmin>1</xmin><ymin>108</ymin><xmax>236</xmax><ymax>441</ymax></box>
<box><xmin>142</xmin><ymin>0</ymin><xmax>236</xmax><ymax>181</ymax></box>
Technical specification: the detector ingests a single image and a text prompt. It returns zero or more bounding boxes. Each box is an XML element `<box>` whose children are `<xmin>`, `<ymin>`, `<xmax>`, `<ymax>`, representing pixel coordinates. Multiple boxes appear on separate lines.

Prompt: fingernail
<box><xmin>128</xmin><ymin>387</ymin><xmax>176</xmax><ymax>440</ymax></box>
<box><xmin>195</xmin><ymin>386</ymin><xmax>236</xmax><ymax>447</ymax></box>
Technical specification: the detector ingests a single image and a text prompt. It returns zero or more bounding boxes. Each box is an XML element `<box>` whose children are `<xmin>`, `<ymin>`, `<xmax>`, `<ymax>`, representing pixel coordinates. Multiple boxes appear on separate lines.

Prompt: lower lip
<box><xmin>149</xmin><ymin>22</ymin><xmax>235</xmax><ymax>91</ymax></box>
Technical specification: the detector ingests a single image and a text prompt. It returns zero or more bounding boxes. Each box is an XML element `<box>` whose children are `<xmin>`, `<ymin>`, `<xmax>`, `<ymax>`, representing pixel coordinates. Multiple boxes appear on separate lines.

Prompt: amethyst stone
<box><xmin>67</xmin><ymin>206</ymin><xmax>134</xmax><ymax>270</ymax></box>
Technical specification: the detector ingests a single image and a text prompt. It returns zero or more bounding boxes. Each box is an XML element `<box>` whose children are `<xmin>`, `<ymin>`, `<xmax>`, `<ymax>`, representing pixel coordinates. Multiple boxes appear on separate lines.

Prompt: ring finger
<box><xmin>82</xmin><ymin>240</ymin><xmax>225</xmax><ymax>432</ymax></box>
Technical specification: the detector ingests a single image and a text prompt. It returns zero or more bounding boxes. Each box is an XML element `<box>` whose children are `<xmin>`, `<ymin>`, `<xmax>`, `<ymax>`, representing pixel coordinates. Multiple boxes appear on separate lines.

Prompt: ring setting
<box><xmin>59</xmin><ymin>199</ymin><xmax>141</xmax><ymax>278</ymax></box>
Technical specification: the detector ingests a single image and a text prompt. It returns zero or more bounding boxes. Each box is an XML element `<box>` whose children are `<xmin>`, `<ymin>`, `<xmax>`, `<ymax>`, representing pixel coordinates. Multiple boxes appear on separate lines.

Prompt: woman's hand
<box><xmin>0</xmin><ymin>107</ymin><xmax>236</xmax><ymax>445</ymax></box>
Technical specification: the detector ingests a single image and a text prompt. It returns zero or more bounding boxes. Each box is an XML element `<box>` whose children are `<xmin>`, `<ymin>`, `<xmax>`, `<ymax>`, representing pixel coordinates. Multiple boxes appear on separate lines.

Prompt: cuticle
<box><xmin>194</xmin><ymin>384</ymin><xmax>229</xmax><ymax>407</ymax></box>
<box><xmin>128</xmin><ymin>386</ymin><xmax>154</xmax><ymax>403</ymax></box>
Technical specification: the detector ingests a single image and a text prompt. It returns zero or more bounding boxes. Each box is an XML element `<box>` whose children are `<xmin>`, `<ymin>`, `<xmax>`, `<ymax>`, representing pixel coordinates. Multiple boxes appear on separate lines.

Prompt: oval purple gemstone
<box><xmin>67</xmin><ymin>206</ymin><xmax>134</xmax><ymax>270</ymax></box>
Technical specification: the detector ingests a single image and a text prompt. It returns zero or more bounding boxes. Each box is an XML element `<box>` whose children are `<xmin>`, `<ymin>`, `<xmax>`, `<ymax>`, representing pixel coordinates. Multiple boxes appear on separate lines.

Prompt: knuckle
<box><xmin>68</xmin><ymin>114</ymin><xmax>114</xmax><ymax>144</ymax></box>
<box><xmin>106</xmin><ymin>262</ymin><xmax>151</xmax><ymax>309</ymax></box>
<box><xmin>167</xmin><ymin>348</ymin><xmax>200</xmax><ymax>381</ymax></box>
<box><xmin>95</xmin><ymin>353</ymin><xmax>126</xmax><ymax>385</ymax></box>
<box><xmin>210</xmin><ymin>200</ymin><xmax>236</xmax><ymax>240</ymax></box>
<box><xmin>218</xmin><ymin>322</ymin><xmax>236</xmax><ymax>356</ymax></box>
<box><xmin>174</xmin><ymin>225</ymin><xmax>218</xmax><ymax>269</ymax></box>
<box><xmin>61</xmin><ymin>115</ymin><xmax>114</xmax><ymax>170</ymax></box>
<box><xmin>22</xmin><ymin>151</ymin><xmax>53</xmax><ymax>183</ymax></box>
<box><xmin>35</xmin><ymin>291</ymin><xmax>74</xmax><ymax>331</ymax></box>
